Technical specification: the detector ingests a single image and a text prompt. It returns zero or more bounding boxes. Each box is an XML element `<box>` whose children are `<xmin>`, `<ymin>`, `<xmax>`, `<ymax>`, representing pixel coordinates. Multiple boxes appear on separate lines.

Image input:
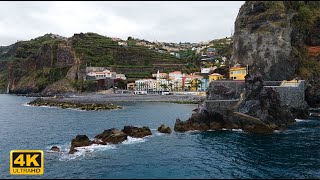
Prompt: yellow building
<box><xmin>229</xmin><ymin>67</ymin><xmax>247</xmax><ymax>80</ymax></box>
<box><xmin>208</xmin><ymin>73</ymin><xmax>224</xmax><ymax>82</ymax></box>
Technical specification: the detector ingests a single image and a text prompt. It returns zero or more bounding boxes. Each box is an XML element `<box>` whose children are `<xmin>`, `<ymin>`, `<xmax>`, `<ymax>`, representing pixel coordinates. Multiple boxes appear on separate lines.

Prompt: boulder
<box><xmin>157</xmin><ymin>124</ymin><xmax>172</xmax><ymax>134</ymax></box>
<box><xmin>122</xmin><ymin>126</ymin><xmax>152</xmax><ymax>138</ymax></box>
<box><xmin>69</xmin><ymin>135</ymin><xmax>94</xmax><ymax>154</ymax></box>
<box><xmin>50</xmin><ymin>146</ymin><xmax>60</xmax><ymax>152</ymax></box>
<box><xmin>95</xmin><ymin>128</ymin><xmax>128</xmax><ymax>144</ymax></box>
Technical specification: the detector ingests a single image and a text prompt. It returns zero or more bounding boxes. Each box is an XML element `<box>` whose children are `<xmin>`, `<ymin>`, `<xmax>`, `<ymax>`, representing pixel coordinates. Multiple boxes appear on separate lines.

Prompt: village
<box><xmin>80</xmin><ymin>35</ymin><xmax>245</xmax><ymax>96</ymax></box>
<box><xmin>84</xmin><ymin>63</ymin><xmax>248</xmax><ymax>95</ymax></box>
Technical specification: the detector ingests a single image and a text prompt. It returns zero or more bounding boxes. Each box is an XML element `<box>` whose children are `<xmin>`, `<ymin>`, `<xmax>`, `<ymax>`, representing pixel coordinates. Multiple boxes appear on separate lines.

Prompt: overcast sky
<box><xmin>0</xmin><ymin>1</ymin><xmax>244</xmax><ymax>46</ymax></box>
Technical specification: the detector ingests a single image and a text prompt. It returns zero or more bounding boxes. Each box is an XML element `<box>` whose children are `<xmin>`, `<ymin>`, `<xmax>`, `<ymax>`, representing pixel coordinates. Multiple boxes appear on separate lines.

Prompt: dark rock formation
<box><xmin>95</xmin><ymin>128</ymin><xmax>128</xmax><ymax>144</ymax></box>
<box><xmin>175</xmin><ymin>74</ymin><xmax>302</xmax><ymax>134</ymax></box>
<box><xmin>50</xmin><ymin>146</ymin><xmax>60</xmax><ymax>152</ymax></box>
<box><xmin>174</xmin><ymin>102</ymin><xmax>228</xmax><ymax>132</ymax></box>
<box><xmin>235</xmin><ymin>73</ymin><xmax>295</xmax><ymax>132</ymax></box>
<box><xmin>122</xmin><ymin>126</ymin><xmax>152</xmax><ymax>138</ymax></box>
<box><xmin>69</xmin><ymin>135</ymin><xmax>94</xmax><ymax>154</ymax></box>
<box><xmin>157</xmin><ymin>124</ymin><xmax>172</xmax><ymax>134</ymax></box>
<box><xmin>28</xmin><ymin>98</ymin><xmax>122</xmax><ymax>111</ymax></box>
<box><xmin>230</xmin><ymin>1</ymin><xmax>320</xmax><ymax>107</ymax></box>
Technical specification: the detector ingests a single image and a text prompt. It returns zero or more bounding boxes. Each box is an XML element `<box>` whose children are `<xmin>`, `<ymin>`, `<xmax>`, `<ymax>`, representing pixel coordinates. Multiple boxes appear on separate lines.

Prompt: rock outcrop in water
<box><xmin>50</xmin><ymin>146</ymin><xmax>61</xmax><ymax>152</ymax></box>
<box><xmin>157</xmin><ymin>124</ymin><xmax>172</xmax><ymax>134</ymax></box>
<box><xmin>122</xmin><ymin>126</ymin><xmax>152</xmax><ymax>138</ymax></box>
<box><xmin>68</xmin><ymin>126</ymin><xmax>152</xmax><ymax>154</ymax></box>
<box><xmin>69</xmin><ymin>135</ymin><xmax>94</xmax><ymax>154</ymax></box>
<box><xmin>175</xmin><ymin>74</ymin><xmax>301</xmax><ymax>134</ymax></box>
<box><xmin>94</xmin><ymin>128</ymin><xmax>128</xmax><ymax>144</ymax></box>
<box><xmin>28</xmin><ymin>98</ymin><xmax>122</xmax><ymax>111</ymax></box>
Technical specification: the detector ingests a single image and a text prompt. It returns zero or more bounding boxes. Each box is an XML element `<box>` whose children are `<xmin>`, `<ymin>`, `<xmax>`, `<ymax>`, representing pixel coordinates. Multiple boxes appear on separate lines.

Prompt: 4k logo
<box><xmin>10</xmin><ymin>150</ymin><xmax>44</xmax><ymax>175</ymax></box>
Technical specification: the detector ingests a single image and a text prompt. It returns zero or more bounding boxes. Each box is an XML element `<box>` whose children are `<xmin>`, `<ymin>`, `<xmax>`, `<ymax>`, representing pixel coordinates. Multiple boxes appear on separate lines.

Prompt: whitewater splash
<box><xmin>122</xmin><ymin>136</ymin><xmax>148</xmax><ymax>144</ymax></box>
<box><xmin>231</xmin><ymin>129</ymin><xmax>243</xmax><ymax>132</ymax></box>
<box><xmin>22</xmin><ymin>102</ymin><xmax>31</xmax><ymax>107</ymax></box>
<box><xmin>51</xmin><ymin>136</ymin><xmax>150</xmax><ymax>161</ymax></box>
<box><xmin>295</xmin><ymin>119</ymin><xmax>308</xmax><ymax>122</ymax></box>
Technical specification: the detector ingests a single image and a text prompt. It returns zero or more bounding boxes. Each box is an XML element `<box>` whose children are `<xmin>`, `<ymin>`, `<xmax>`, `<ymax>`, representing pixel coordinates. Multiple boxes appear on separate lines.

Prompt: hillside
<box><xmin>230</xmin><ymin>1</ymin><xmax>320</xmax><ymax>107</ymax></box>
<box><xmin>0</xmin><ymin>33</ymin><xmax>189</xmax><ymax>94</ymax></box>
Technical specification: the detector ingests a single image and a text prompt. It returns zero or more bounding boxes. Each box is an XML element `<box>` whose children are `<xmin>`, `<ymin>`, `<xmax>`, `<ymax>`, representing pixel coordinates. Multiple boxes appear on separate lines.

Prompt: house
<box><xmin>136</xmin><ymin>41</ymin><xmax>146</xmax><ymax>46</ymax></box>
<box><xmin>135</xmin><ymin>79</ymin><xmax>157</xmax><ymax>91</ymax></box>
<box><xmin>112</xmin><ymin>37</ymin><xmax>122</xmax><ymax>42</ymax></box>
<box><xmin>229</xmin><ymin>65</ymin><xmax>247</xmax><ymax>80</ymax></box>
<box><xmin>86</xmin><ymin>69</ymin><xmax>112</xmax><ymax>80</ymax></box>
<box><xmin>127</xmin><ymin>83</ymin><xmax>135</xmax><ymax>90</ymax></box>
<box><xmin>116</xmin><ymin>73</ymin><xmax>127</xmax><ymax>80</ymax></box>
<box><xmin>152</xmin><ymin>72</ymin><xmax>168</xmax><ymax>79</ymax></box>
<box><xmin>169</xmin><ymin>71</ymin><xmax>184</xmax><ymax>80</ymax></box>
<box><xmin>118</xmin><ymin>41</ymin><xmax>128</xmax><ymax>46</ymax></box>
<box><xmin>208</xmin><ymin>73</ymin><xmax>224</xmax><ymax>82</ymax></box>
<box><xmin>201</xmin><ymin>67</ymin><xmax>216</xmax><ymax>74</ymax></box>
<box><xmin>182</xmin><ymin>75</ymin><xmax>204</xmax><ymax>91</ymax></box>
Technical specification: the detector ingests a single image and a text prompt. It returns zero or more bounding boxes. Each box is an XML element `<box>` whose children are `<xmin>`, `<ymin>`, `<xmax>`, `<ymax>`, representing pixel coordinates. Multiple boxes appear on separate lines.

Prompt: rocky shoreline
<box><xmin>174</xmin><ymin>74</ymin><xmax>311</xmax><ymax>134</ymax></box>
<box><xmin>67</xmin><ymin>125</ymin><xmax>161</xmax><ymax>154</ymax></box>
<box><xmin>28</xmin><ymin>98</ymin><xmax>122</xmax><ymax>111</ymax></box>
<box><xmin>14</xmin><ymin>92</ymin><xmax>206</xmax><ymax>104</ymax></box>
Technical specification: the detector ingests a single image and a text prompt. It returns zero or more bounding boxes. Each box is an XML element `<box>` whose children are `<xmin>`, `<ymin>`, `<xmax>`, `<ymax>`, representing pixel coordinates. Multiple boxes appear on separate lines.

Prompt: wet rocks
<box><xmin>175</xmin><ymin>74</ymin><xmax>304</xmax><ymax>134</ymax></box>
<box><xmin>28</xmin><ymin>98</ymin><xmax>122</xmax><ymax>111</ymax></box>
<box><xmin>94</xmin><ymin>128</ymin><xmax>128</xmax><ymax>144</ymax></box>
<box><xmin>157</xmin><ymin>124</ymin><xmax>172</xmax><ymax>134</ymax></box>
<box><xmin>68</xmin><ymin>126</ymin><xmax>153</xmax><ymax>154</ymax></box>
<box><xmin>122</xmin><ymin>126</ymin><xmax>152</xmax><ymax>138</ymax></box>
<box><xmin>69</xmin><ymin>135</ymin><xmax>94</xmax><ymax>154</ymax></box>
<box><xmin>50</xmin><ymin>146</ymin><xmax>60</xmax><ymax>152</ymax></box>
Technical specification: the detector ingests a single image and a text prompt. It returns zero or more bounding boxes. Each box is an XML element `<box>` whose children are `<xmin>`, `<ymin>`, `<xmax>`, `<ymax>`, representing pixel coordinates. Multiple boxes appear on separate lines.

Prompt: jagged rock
<box><xmin>95</xmin><ymin>128</ymin><xmax>128</xmax><ymax>144</ymax></box>
<box><xmin>206</xmin><ymin>81</ymin><xmax>244</xmax><ymax>100</ymax></box>
<box><xmin>157</xmin><ymin>124</ymin><xmax>172</xmax><ymax>134</ymax></box>
<box><xmin>236</xmin><ymin>73</ymin><xmax>296</xmax><ymax>132</ymax></box>
<box><xmin>122</xmin><ymin>126</ymin><xmax>152</xmax><ymax>138</ymax></box>
<box><xmin>176</xmin><ymin>74</ymin><xmax>301</xmax><ymax>134</ymax></box>
<box><xmin>230</xmin><ymin>1</ymin><xmax>320</xmax><ymax>108</ymax></box>
<box><xmin>69</xmin><ymin>135</ymin><xmax>94</xmax><ymax>154</ymax></box>
<box><xmin>50</xmin><ymin>146</ymin><xmax>60</xmax><ymax>152</ymax></box>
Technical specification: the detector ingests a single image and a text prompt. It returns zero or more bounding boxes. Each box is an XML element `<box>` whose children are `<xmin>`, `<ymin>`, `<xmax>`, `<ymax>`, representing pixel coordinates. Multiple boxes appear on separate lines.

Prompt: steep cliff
<box><xmin>230</xmin><ymin>1</ymin><xmax>320</xmax><ymax>107</ymax></box>
<box><xmin>0</xmin><ymin>33</ymin><xmax>188</xmax><ymax>95</ymax></box>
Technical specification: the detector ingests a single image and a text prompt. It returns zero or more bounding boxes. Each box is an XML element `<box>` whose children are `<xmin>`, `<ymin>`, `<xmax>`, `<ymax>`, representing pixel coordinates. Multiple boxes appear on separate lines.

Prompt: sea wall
<box><xmin>205</xmin><ymin>80</ymin><xmax>306</xmax><ymax>111</ymax></box>
<box><xmin>264</xmin><ymin>80</ymin><xmax>306</xmax><ymax>108</ymax></box>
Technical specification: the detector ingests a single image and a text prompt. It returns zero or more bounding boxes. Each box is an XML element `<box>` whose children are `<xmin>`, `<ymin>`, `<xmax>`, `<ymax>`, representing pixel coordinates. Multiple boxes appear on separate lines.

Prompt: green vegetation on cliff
<box><xmin>71</xmin><ymin>33</ymin><xmax>186</xmax><ymax>69</ymax></box>
<box><xmin>0</xmin><ymin>32</ymin><xmax>190</xmax><ymax>94</ymax></box>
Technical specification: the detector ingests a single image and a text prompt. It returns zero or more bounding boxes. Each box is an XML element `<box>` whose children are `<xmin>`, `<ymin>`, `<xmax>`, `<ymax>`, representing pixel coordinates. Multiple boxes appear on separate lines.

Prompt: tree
<box><xmin>169</xmin><ymin>83</ymin><xmax>173</xmax><ymax>91</ymax></box>
<box><xmin>160</xmin><ymin>83</ymin><xmax>168</xmax><ymax>91</ymax></box>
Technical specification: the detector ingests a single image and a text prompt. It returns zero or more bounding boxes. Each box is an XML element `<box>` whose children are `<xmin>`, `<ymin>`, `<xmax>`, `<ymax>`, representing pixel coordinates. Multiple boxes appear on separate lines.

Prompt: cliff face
<box><xmin>3</xmin><ymin>36</ymin><xmax>78</xmax><ymax>95</ymax></box>
<box><xmin>230</xmin><ymin>1</ymin><xmax>320</xmax><ymax>107</ymax></box>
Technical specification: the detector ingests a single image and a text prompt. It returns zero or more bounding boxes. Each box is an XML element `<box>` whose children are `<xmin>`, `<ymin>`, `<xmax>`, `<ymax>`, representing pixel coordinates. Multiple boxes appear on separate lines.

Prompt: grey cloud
<box><xmin>0</xmin><ymin>1</ymin><xmax>244</xmax><ymax>46</ymax></box>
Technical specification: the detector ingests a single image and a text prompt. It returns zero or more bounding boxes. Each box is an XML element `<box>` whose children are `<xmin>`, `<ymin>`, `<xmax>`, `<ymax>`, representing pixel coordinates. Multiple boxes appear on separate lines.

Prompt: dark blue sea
<box><xmin>0</xmin><ymin>94</ymin><xmax>320</xmax><ymax>179</ymax></box>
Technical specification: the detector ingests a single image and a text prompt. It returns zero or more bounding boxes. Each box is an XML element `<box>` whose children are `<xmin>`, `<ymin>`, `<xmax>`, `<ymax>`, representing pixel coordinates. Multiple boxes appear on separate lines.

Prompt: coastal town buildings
<box><xmin>85</xmin><ymin>67</ymin><xmax>127</xmax><ymax>89</ymax></box>
<box><xmin>229</xmin><ymin>64</ymin><xmax>248</xmax><ymax>80</ymax></box>
<box><xmin>209</xmin><ymin>73</ymin><xmax>224</xmax><ymax>82</ymax></box>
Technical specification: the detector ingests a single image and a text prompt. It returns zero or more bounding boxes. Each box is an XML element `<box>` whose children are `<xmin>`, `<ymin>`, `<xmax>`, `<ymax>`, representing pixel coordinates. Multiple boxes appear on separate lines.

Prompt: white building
<box><xmin>169</xmin><ymin>71</ymin><xmax>184</xmax><ymax>80</ymax></box>
<box><xmin>87</xmin><ymin>70</ymin><xmax>112</xmax><ymax>79</ymax></box>
<box><xmin>116</xmin><ymin>73</ymin><xmax>127</xmax><ymax>80</ymax></box>
<box><xmin>201</xmin><ymin>68</ymin><xmax>212</xmax><ymax>74</ymax></box>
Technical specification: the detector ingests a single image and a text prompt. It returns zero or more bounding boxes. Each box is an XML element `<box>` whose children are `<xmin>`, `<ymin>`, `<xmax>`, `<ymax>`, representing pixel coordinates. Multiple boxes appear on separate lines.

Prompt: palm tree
<box><xmin>169</xmin><ymin>83</ymin><xmax>173</xmax><ymax>91</ymax></box>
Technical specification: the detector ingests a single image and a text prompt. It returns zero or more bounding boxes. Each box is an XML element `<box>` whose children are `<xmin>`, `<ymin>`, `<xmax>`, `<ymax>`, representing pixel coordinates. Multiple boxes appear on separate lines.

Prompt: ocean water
<box><xmin>0</xmin><ymin>94</ymin><xmax>320</xmax><ymax>179</ymax></box>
